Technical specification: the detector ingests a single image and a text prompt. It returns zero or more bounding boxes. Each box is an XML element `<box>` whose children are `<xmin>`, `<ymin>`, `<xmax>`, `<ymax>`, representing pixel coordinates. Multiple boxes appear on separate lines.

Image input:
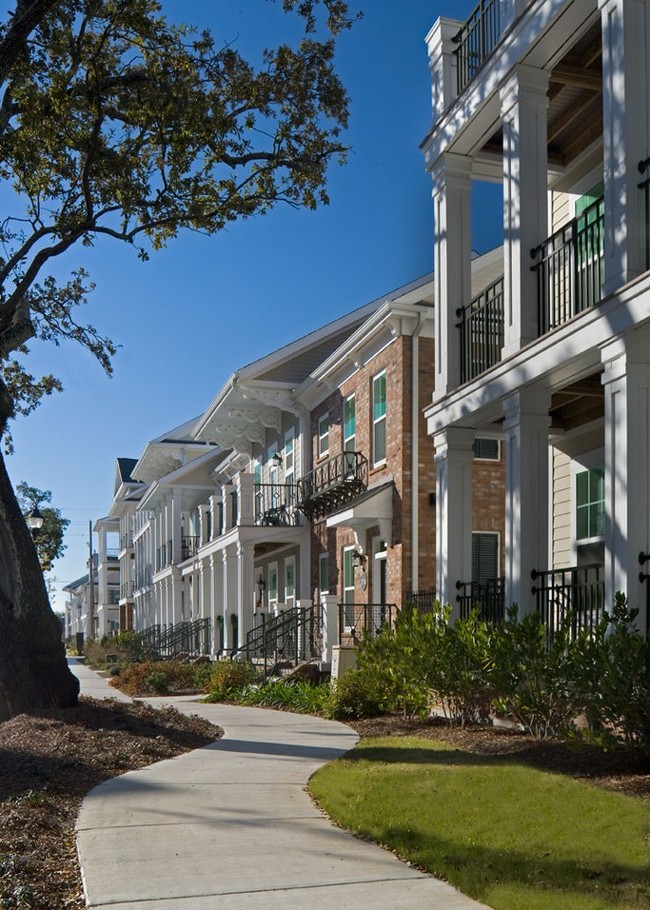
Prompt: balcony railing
<box><xmin>155</xmin><ymin>540</ymin><xmax>173</xmax><ymax>572</ymax></box>
<box><xmin>181</xmin><ymin>535</ymin><xmax>199</xmax><ymax>561</ymax></box>
<box><xmin>456</xmin><ymin>577</ymin><xmax>505</xmax><ymax>623</ymax></box>
<box><xmin>254</xmin><ymin>483</ymin><xmax>299</xmax><ymax>527</ymax></box>
<box><xmin>457</xmin><ymin>277</ymin><xmax>504</xmax><ymax>384</ymax></box>
<box><xmin>531</xmin><ymin>195</ymin><xmax>605</xmax><ymax>337</ymax></box>
<box><xmin>120</xmin><ymin>581</ymin><xmax>134</xmax><ymax>600</ymax></box>
<box><xmin>453</xmin><ymin>0</ymin><xmax>501</xmax><ymax>93</ymax></box>
<box><xmin>405</xmin><ymin>587</ymin><xmax>437</xmax><ymax>614</ymax></box>
<box><xmin>338</xmin><ymin>602</ymin><xmax>395</xmax><ymax>646</ymax></box>
<box><xmin>297</xmin><ymin>451</ymin><xmax>368</xmax><ymax>520</ymax></box>
<box><xmin>531</xmin><ymin>563</ymin><xmax>605</xmax><ymax>641</ymax></box>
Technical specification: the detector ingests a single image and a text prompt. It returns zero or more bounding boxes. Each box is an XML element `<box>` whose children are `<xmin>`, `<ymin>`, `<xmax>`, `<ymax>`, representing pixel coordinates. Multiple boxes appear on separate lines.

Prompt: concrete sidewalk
<box><xmin>68</xmin><ymin>656</ymin><xmax>132</xmax><ymax>702</ymax></box>
<box><xmin>73</xmin><ymin>663</ymin><xmax>488</xmax><ymax>910</ymax></box>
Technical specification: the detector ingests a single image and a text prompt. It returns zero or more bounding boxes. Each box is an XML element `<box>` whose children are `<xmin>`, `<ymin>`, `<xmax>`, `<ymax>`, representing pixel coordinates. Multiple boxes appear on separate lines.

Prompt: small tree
<box><xmin>17</xmin><ymin>482</ymin><xmax>70</xmax><ymax>571</ymax></box>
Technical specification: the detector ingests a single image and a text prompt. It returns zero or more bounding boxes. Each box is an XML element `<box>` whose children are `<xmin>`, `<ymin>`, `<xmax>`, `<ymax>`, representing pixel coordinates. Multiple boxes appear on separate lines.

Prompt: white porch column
<box><xmin>434</xmin><ymin>427</ymin><xmax>475</xmax><ymax>614</ymax></box>
<box><xmin>500</xmin><ymin>65</ymin><xmax>549</xmax><ymax>355</ymax></box>
<box><xmin>599</xmin><ymin>0</ymin><xmax>650</xmax><ymax>294</ymax></box>
<box><xmin>237</xmin><ymin>541</ymin><xmax>255</xmax><ymax>648</ymax></box>
<box><xmin>299</xmin><ymin>529</ymin><xmax>311</xmax><ymax>601</ymax></box>
<box><xmin>200</xmin><ymin>556</ymin><xmax>211</xmax><ymax>620</ymax></box>
<box><xmin>236</xmin><ymin>473</ymin><xmax>255</xmax><ymax>526</ymax></box>
<box><xmin>320</xmin><ymin>593</ymin><xmax>339</xmax><ymax>666</ymax></box>
<box><xmin>432</xmin><ymin>153</ymin><xmax>473</xmax><ymax>400</ymax></box>
<box><xmin>503</xmin><ymin>388</ymin><xmax>550</xmax><ymax>613</ymax></box>
<box><xmin>426</xmin><ymin>18</ymin><xmax>462</xmax><ymax>123</ymax></box>
<box><xmin>222</xmin><ymin>546</ymin><xmax>237</xmax><ymax>651</ymax></box>
<box><xmin>170</xmin><ymin>490</ymin><xmax>182</xmax><ymax>564</ymax></box>
<box><xmin>210</xmin><ymin>555</ymin><xmax>222</xmax><ymax>656</ymax></box>
<box><xmin>222</xmin><ymin>484</ymin><xmax>235</xmax><ymax>531</ymax></box>
<box><xmin>602</xmin><ymin>334</ymin><xmax>650</xmax><ymax>629</ymax></box>
<box><xmin>170</xmin><ymin>567</ymin><xmax>182</xmax><ymax>626</ymax></box>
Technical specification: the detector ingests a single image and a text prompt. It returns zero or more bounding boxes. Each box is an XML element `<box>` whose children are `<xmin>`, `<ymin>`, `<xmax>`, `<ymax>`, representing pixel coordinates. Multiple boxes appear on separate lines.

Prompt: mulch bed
<box><xmin>0</xmin><ymin>700</ymin><xmax>647</xmax><ymax>910</ymax></box>
<box><xmin>0</xmin><ymin>697</ymin><xmax>222</xmax><ymax>910</ymax></box>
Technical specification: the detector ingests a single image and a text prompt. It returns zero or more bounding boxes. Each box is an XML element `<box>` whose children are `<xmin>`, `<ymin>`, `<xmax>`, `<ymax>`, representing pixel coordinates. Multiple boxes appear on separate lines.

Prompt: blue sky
<box><xmin>6</xmin><ymin>0</ymin><xmax>501</xmax><ymax>611</ymax></box>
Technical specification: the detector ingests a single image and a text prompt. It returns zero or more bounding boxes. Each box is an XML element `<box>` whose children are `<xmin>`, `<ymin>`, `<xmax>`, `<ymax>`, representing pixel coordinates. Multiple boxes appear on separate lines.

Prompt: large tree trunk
<box><xmin>0</xmin><ymin>447</ymin><xmax>78</xmax><ymax>722</ymax></box>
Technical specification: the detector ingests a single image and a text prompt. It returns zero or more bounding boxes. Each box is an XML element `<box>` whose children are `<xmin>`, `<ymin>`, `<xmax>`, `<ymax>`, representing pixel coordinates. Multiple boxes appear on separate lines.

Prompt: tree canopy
<box><xmin>16</xmin><ymin>481</ymin><xmax>70</xmax><ymax>571</ymax></box>
<box><xmin>0</xmin><ymin>0</ymin><xmax>356</xmax><ymax>438</ymax></box>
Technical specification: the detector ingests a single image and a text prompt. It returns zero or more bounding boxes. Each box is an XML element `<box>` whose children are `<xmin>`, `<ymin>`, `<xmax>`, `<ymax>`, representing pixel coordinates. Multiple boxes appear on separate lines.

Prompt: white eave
<box><xmin>326</xmin><ymin>481</ymin><xmax>394</xmax><ymax>549</ymax></box>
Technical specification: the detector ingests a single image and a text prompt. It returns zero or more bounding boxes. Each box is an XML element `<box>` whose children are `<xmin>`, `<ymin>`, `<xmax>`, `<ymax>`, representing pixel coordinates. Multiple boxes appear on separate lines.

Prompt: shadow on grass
<box><xmin>382</xmin><ymin>823</ymin><xmax>650</xmax><ymax>909</ymax></box>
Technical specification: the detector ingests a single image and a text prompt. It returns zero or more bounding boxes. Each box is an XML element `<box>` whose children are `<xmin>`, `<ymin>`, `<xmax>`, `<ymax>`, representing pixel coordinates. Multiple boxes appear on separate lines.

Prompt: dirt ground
<box><xmin>0</xmin><ymin>700</ymin><xmax>646</xmax><ymax>910</ymax></box>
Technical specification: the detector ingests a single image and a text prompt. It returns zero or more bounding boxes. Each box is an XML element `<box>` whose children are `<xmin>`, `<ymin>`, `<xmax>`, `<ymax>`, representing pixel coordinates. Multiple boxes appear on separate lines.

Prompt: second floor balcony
<box><xmin>297</xmin><ymin>451</ymin><xmax>368</xmax><ymax>520</ymax></box>
<box><xmin>457</xmin><ymin>193</ymin><xmax>607</xmax><ymax>385</ymax></box>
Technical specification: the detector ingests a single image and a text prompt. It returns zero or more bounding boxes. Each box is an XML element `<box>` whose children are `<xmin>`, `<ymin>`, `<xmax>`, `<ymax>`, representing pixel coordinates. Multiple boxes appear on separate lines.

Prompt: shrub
<box><xmin>578</xmin><ymin>594</ymin><xmax>650</xmax><ymax>753</ymax></box>
<box><xmin>324</xmin><ymin>669</ymin><xmax>385</xmax><ymax>720</ymax></box>
<box><xmin>111</xmin><ymin>660</ymin><xmax>199</xmax><ymax>696</ymax></box>
<box><xmin>204</xmin><ymin>660</ymin><xmax>258</xmax><ymax>701</ymax></box>
<box><xmin>237</xmin><ymin>679</ymin><xmax>331</xmax><ymax>714</ymax></box>
<box><xmin>429</xmin><ymin>609</ymin><xmax>493</xmax><ymax>726</ymax></box>
<box><xmin>489</xmin><ymin>606</ymin><xmax>588</xmax><ymax>738</ymax></box>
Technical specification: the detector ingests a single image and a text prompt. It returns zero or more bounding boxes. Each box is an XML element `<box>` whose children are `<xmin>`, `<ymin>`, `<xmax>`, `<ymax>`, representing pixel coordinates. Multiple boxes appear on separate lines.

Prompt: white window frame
<box><xmin>284</xmin><ymin>430</ymin><xmax>295</xmax><ymax>483</ymax></box>
<box><xmin>284</xmin><ymin>556</ymin><xmax>296</xmax><ymax>608</ymax></box>
<box><xmin>342</xmin><ymin>545</ymin><xmax>356</xmax><ymax>629</ymax></box>
<box><xmin>372</xmin><ymin>370</ymin><xmax>387</xmax><ymax>466</ymax></box>
<box><xmin>318</xmin><ymin>413</ymin><xmax>330</xmax><ymax>458</ymax></box>
<box><xmin>570</xmin><ymin>449</ymin><xmax>605</xmax><ymax>560</ymax></box>
<box><xmin>473</xmin><ymin>437</ymin><xmax>501</xmax><ymax>461</ymax></box>
<box><xmin>268</xmin><ymin>562</ymin><xmax>278</xmax><ymax>610</ymax></box>
<box><xmin>319</xmin><ymin>552</ymin><xmax>330</xmax><ymax>595</ymax></box>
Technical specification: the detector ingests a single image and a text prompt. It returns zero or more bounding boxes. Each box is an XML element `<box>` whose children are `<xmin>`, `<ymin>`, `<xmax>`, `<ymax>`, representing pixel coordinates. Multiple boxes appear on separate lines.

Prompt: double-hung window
<box><xmin>318</xmin><ymin>413</ymin><xmax>329</xmax><ymax>458</ymax></box>
<box><xmin>372</xmin><ymin>371</ymin><xmax>387</xmax><ymax>465</ymax></box>
<box><xmin>319</xmin><ymin>552</ymin><xmax>330</xmax><ymax>594</ymax></box>
<box><xmin>342</xmin><ymin>546</ymin><xmax>356</xmax><ymax>627</ymax></box>
<box><xmin>343</xmin><ymin>394</ymin><xmax>356</xmax><ymax>476</ymax></box>
<box><xmin>576</xmin><ymin>467</ymin><xmax>605</xmax><ymax>541</ymax></box>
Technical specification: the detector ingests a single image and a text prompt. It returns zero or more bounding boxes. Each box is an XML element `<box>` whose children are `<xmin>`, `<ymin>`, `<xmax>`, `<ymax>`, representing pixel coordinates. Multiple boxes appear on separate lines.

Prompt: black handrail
<box><xmin>453</xmin><ymin>0</ymin><xmax>501</xmax><ymax>93</ymax></box>
<box><xmin>254</xmin><ymin>483</ymin><xmax>299</xmax><ymax>526</ymax></box>
<box><xmin>531</xmin><ymin>564</ymin><xmax>605</xmax><ymax>642</ymax></box>
<box><xmin>297</xmin><ymin>451</ymin><xmax>368</xmax><ymax>519</ymax></box>
<box><xmin>455</xmin><ymin>577</ymin><xmax>505</xmax><ymax>623</ymax></box>
<box><xmin>456</xmin><ymin>276</ymin><xmax>504</xmax><ymax>383</ymax></box>
<box><xmin>531</xmin><ymin>195</ymin><xmax>605</xmax><ymax>336</ymax></box>
<box><xmin>235</xmin><ymin>606</ymin><xmax>321</xmax><ymax>680</ymax></box>
<box><xmin>338</xmin><ymin>602</ymin><xmax>396</xmax><ymax>645</ymax></box>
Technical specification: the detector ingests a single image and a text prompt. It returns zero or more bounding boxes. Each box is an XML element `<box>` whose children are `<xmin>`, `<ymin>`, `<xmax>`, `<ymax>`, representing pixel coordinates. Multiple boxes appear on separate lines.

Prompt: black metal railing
<box><xmin>453</xmin><ymin>0</ymin><xmax>501</xmax><ymax>93</ymax></box>
<box><xmin>639</xmin><ymin>550</ymin><xmax>650</xmax><ymax>637</ymax></box>
<box><xmin>237</xmin><ymin>606</ymin><xmax>321</xmax><ymax>680</ymax></box>
<box><xmin>531</xmin><ymin>195</ymin><xmax>605</xmax><ymax>337</ymax></box>
<box><xmin>254</xmin><ymin>483</ymin><xmax>299</xmax><ymax>527</ymax></box>
<box><xmin>181</xmin><ymin>535</ymin><xmax>199</xmax><ymax>561</ymax></box>
<box><xmin>106</xmin><ymin>548</ymin><xmax>120</xmax><ymax>559</ymax></box>
<box><xmin>456</xmin><ymin>577</ymin><xmax>505</xmax><ymax>623</ymax></box>
<box><xmin>136</xmin><ymin>618</ymin><xmax>212</xmax><ymax>659</ymax></box>
<box><xmin>297</xmin><ymin>451</ymin><xmax>368</xmax><ymax>520</ymax></box>
<box><xmin>338</xmin><ymin>602</ymin><xmax>396</xmax><ymax>646</ymax></box>
<box><xmin>639</xmin><ymin>158</ymin><xmax>650</xmax><ymax>270</ymax></box>
<box><xmin>457</xmin><ymin>276</ymin><xmax>504</xmax><ymax>383</ymax></box>
<box><xmin>405</xmin><ymin>588</ymin><xmax>438</xmax><ymax>614</ymax></box>
<box><xmin>531</xmin><ymin>564</ymin><xmax>605</xmax><ymax>641</ymax></box>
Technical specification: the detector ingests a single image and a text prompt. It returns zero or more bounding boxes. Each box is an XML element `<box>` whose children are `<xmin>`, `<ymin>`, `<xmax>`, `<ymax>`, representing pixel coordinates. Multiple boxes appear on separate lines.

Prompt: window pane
<box><xmin>374</xmin><ymin>417</ymin><xmax>386</xmax><ymax>463</ymax></box>
<box><xmin>373</xmin><ymin>373</ymin><xmax>386</xmax><ymax>420</ymax></box>
<box><xmin>343</xmin><ymin>548</ymin><xmax>354</xmax><ymax>588</ymax></box>
<box><xmin>473</xmin><ymin>438</ymin><xmax>499</xmax><ymax>460</ymax></box>
<box><xmin>472</xmin><ymin>533</ymin><xmax>498</xmax><ymax>585</ymax></box>
<box><xmin>576</xmin><ymin>471</ymin><xmax>589</xmax><ymax>506</ymax></box>
<box><xmin>285</xmin><ymin>562</ymin><xmax>294</xmax><ymax>597</ymax></box>
<box><xmin>344</xmin><ymin>395</ymin><xmax>355</xmax><ymax>441</ymax></box>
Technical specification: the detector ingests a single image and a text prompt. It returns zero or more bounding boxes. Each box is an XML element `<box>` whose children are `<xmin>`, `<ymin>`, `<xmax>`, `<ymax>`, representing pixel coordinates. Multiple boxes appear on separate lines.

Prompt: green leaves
<box><xmin>0</xmin><ymin>0</ymin><xmax>355</xmax><ymax>430</ymax></box>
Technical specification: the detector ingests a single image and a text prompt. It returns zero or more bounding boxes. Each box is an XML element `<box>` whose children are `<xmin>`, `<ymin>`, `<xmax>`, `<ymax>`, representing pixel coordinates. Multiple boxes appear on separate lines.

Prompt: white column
<box><xmin>434</xmin><ymin>427</ymin><xmax>475</xmax><ymax>613</ymax></box>
<box><xmin>237</xmin><ymin>541</ymin><xmax>255</xmax><ymax>648</ymax></box>
<box><xmin>170</xmin><ymin>567</ymin><xmax>182</xmax><ymax>626</ymax></box>
<box><xmin>602</xmin><ymin>334</ymin><xmax>650</xmax><ymax>629</ymax></box>
<box><xmin>299</xmin><ymin>529</ymin><xmax>311</xmax><ymax>601</ymax></box>
<box><xmin>210</xmin><ymin>554</ymin><xmax>222</xmax><ymax>656</ymax></box>
<box><xmin>223</xmin><ymin>546</ymin><xmax>237</xmax><ymax>651</ymax></box>
<box><xmin>236</xmin><ymin>473</ymin><xmax>254</xmax><ymax>526</ymax></box>
<box><xmin>503</xmin><ymin>388</ymin><xmax>550</xmax><ymax>613</ymax></box>
<box><xmin>432</xmin><ymin>153</ymin><xmax>473</xmax><ymax>400</ymax></box>
<box><xmin>426</xmin><ymin>17</ymin><xmax>462</xmax><ymax>123</ymax></box>
<box><xmin>170</xmin><ymin>490</ymin><xmax>182</xmax><ymax>564</ymax></box>
<box><xmin>222</xmin><ymin>484</ymin><xmax>234</xmax><ymax>531</ymax></box>
<box><xmin>97</xmin><ymin>529</ymin><xmax>107</xmax><ymax>606</ymax></box>
<box><xmin>500</xmin><ymin>65</ymin><xmax>549</xmax><ymax>355</ymax></box>
<box><xmin>599</xmin><ymin>0</ymin><xmax>650</xmax><ymax>294</ymax></box>
<box><xmin>320</xmin><ymin>593</ymin><xmax>339</xmax><ymax>666</ymax></box>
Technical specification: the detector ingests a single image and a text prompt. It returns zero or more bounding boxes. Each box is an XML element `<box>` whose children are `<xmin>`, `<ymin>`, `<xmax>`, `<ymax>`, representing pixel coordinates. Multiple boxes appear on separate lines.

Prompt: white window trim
<box><xmin>284</xmin><ymin>430</ymin><xmax>295</xmax><ymax>482</ymax></box>
<box><xmin>268</xmin><ymin>561</ymin><xmax>279</xmax><ymax>608</ymax></box>
<box><xmin>318</xmin><ymin>412</ymin><xmax>330</xmax><ymax>458</ymax></box>
<box><xmin>570</xmin><ymin>448</ymin><xmax>605</xmax><ymax>561</ymax></box>
<box><xmin>343</xmin><ymin>393</ymin><xmax>356</xmax><ymax>451</ymax></box>
<box><xmin>284</xmin><ymin>556</ymin><xmax>296</xmax><ymax>608</ymax></box>
<box><xmin>319</xmin><ymin>552</ymin><xmax>330</xmax><ymax>595</ymax></box>
<box><xmin>372</xmin><ymin>370</ymin><xmax>387</xmax><ymax>466</ymax></box>
<box><xmin>342</xmin><ymin>545</ymin><xmax>356</xmax><ymax>629</ymax></box>
<box><xmin>473</xmin><ymin>437</ymin><xmax>501</xmax><ymax>461</ymax></box>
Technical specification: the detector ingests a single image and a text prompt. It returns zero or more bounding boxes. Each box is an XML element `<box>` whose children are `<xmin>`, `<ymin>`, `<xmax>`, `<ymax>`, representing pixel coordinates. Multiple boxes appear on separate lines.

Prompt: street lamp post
<box><xmin>25</xmin><ymin>505</ymin><xmax>44</xmax><ymax>540</ymax></box>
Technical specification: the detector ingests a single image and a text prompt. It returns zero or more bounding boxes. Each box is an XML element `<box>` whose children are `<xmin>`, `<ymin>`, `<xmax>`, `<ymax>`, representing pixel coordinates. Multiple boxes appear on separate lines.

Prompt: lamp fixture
<box><xmin>272</xmin><ymin>452</ymin><xmax>283</xmax><ymax>467</ymax></box>
<box><xmin>351</xmin><ymin>548</ymin><xmax>365</xmax><ymax>569</ymax></box>
<box><xmin>25</xmin><ymin>505</ymin><xmax>44</xmax><ymax>540</ymax></box>
<box><xmin>257</xmin><ymin>574</ymin><xmax>266</xmax><ymax>594</ymax></box>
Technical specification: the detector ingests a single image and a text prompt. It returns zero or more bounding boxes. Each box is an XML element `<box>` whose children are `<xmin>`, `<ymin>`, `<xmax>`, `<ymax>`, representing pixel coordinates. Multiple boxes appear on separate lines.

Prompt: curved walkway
<box><xmin>70</xmin><ymin>661</ymin><xmax>488</xmax><ymax>910</ymax></box>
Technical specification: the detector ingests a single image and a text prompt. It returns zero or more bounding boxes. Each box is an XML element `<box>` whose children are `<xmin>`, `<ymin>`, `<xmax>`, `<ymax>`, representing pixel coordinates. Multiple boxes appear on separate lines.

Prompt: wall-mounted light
<box><xmin>351</xmin><ymin>549</ymin><xmax>365</xmax><ymax>569</ymax></box>
<box><xmin>256</xmin><ymin>574</ymin><xmax>266</xmax><ymax>608</ymax></box>
<box><xmin>272</xmin><ymin>452</ymin><xmax>283</xmax><ymax>467</ymax></box>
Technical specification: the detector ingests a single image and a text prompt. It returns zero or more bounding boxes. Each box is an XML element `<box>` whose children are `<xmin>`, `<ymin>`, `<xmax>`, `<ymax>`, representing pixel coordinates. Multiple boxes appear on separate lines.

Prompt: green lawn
<box><xmin>309</xmin><ymin>737</ymin><xmax>650</xmax><ymax>910</ymax></box>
